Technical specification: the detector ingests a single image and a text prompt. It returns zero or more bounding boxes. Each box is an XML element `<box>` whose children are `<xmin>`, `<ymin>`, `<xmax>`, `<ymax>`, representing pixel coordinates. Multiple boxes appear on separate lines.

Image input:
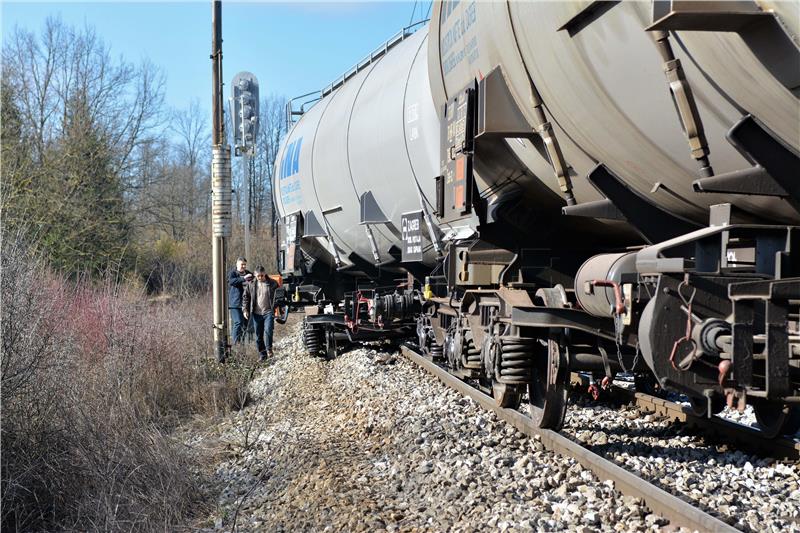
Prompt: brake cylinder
<box><xmin>574</xmin><ymin>252</ymin><xmax>637</xmax><ymax>318</ymax></box>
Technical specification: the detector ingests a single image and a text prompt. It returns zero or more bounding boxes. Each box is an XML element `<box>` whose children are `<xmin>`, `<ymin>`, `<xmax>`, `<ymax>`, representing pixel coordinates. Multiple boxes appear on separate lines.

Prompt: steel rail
<box><xmin>568</xmin><ymin>372</ymin><xmax>800</xmax><ymax>459</ymax></box>
<box><xmin>629</xmin><ymin>389</ymin><xmax>799</xmax><ymax>460</ymax></box>
<box><xmin>400</xmin><ymin>344</ymin><xmax>739</xmax><ymax>533</ymax></box>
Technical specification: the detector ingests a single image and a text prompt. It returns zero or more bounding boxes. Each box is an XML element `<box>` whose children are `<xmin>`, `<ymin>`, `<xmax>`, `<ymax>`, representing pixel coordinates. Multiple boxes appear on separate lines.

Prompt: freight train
<box><xmin>272</xmin><ymin>1</ymin><xmax>800</xmax><ymax>437</ymax></box>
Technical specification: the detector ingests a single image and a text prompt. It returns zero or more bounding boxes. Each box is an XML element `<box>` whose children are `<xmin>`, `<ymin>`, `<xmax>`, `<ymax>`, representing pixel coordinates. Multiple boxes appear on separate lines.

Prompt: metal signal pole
<box><xmin>240</xmin><ymin>89</ymin><xmax>253</xmax><ymax>261</ymax></box>
<box><xmin>211</xmin><ymin>0</ymin><xmax>232</xmax><ymax>362</ymax></box>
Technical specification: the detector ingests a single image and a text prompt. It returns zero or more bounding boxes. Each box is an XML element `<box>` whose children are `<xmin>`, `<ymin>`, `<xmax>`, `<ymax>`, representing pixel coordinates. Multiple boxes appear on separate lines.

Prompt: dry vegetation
<box><xmin>0</xmin><ymin>234</ymin><xmax>261</xmax><ymax>531</ymax></box>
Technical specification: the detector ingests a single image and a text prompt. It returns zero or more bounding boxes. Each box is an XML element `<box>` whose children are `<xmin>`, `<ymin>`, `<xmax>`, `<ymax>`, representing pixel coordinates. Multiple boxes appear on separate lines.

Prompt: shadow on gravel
<box><xmin>570</xmin><ymin>423</ymin><xmax>689</xmax><ymax>441</ymax></box>
<box><xmin>586</xmin><ymin>441</ymin><xmax>710</xmax><ymax>461</ymax></box>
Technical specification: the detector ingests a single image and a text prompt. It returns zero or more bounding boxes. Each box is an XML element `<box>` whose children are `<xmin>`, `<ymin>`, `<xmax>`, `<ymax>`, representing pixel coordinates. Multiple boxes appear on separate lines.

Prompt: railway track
<box><xmin>568</xmin><ymin>373</ymin><xmax>800</xmax><ymax>460</ymax></box>
<box><xmin>400</xmin><ymin>343</ymin><xmax>739</xmax><ymax>533</ymax></box>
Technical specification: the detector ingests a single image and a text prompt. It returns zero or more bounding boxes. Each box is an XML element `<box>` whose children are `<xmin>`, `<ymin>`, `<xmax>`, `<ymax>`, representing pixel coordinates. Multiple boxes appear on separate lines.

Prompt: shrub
<box><xmin>1</xmin><ymin>233</ymin><xmax>253</xmax><ymax>531</ymax></box>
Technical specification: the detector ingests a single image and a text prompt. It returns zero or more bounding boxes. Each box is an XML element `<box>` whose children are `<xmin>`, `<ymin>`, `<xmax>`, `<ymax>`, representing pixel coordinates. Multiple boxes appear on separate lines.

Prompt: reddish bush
<box><xmin>1</xmin><ymin>234</ymin><xmax>245</xmax><ymax>531</ymax></box>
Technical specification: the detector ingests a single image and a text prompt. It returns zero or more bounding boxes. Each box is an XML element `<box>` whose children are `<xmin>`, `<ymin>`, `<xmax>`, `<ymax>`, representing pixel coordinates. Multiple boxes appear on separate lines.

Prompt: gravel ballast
<box><xmin>188</xmin><ymin>325</ymin><xmax>681</xmax><ymax>532</ymax></box>
<box><xmin>563</xmin><ymin>397</ymin><xmax>800</xmax><ymax>533</ymax></box>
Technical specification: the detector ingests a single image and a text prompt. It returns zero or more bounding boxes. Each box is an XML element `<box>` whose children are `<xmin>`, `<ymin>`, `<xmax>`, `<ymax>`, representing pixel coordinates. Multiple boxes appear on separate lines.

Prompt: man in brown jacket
<box><xmin>242</xmin><ymin>265</ymin><xmax>279</xmax><ymax>361</ymax></box>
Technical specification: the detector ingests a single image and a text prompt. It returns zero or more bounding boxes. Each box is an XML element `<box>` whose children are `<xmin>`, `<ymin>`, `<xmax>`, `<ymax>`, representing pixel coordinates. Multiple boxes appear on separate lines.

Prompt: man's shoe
<box><xmin>258</xmin><ymin>351</ymin><xmax>268</xmax><ymax>362</ymax></box>
<box><xmin>267</xmin><ymin>349</ymin><xmax>274</xmax><ymax>358</ymax></box>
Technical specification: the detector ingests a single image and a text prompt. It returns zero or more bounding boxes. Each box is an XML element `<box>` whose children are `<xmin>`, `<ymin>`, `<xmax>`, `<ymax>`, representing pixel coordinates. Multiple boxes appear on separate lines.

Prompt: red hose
<box><xmin>590</xmin><ymin>279</ymin><xmax>626</xmax><ymax>315</ymax></box>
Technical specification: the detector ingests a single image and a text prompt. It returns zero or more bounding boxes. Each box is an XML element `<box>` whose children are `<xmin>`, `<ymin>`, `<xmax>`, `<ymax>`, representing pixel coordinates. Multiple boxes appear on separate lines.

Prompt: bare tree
<box><xmin>251</xmin><ymin>94</ymin><xmax>287</xmax><ymax>230</ymax></box>
<box><xmin>2</xmin><ymin>15</ymin><xmax>285</xmax><ymax>292</ymax></box>
<box><xmin>3</xmin><ymin>17</ymin><xmax>164</xmax><ymax>176</ymax></box>
<box><xmin>169</xmin><ymin>99</ymin><xmax>211</xmax><ymax>227</ymax></box>
<box><xmin>2</xmin><ymin>17</ymin><xmax>166</xmax><ymax>274</ymax></box>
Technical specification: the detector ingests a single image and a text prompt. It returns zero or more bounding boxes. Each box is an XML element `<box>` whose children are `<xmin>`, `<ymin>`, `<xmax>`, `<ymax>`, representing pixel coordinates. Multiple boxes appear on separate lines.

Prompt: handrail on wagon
<box><xmin>285</xmin><ymin>20</ymin><xmax>429</xmax><ymax>130</ymax></box>
<box><xmin>284</xmin><ymin>91</ymin><xmax>322</xmax><ymax>131</ymax></box>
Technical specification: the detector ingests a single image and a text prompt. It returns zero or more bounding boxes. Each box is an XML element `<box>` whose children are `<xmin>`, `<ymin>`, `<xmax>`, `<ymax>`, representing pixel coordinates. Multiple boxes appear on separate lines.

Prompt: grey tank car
<box><xmin>273</xmin><ymin>1</ymin><xmax>800</xmax><ymax>438</ymax></box>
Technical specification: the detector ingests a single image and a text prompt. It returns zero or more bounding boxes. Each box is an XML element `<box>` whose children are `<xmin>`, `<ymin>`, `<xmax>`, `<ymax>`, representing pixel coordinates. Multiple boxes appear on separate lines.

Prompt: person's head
<box><xmin>255</xmin><ymin>265</ymin><xmax>267</xmax><ymax>282</ymax></box>
<box><xmin>236</xmin><ymin>257</ymin><xmax>247</xmax><ymax>272</ymax></box>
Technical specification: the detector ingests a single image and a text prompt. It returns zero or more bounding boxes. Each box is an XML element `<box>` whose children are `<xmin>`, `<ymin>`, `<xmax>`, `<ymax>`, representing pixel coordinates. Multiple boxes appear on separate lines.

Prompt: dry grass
<box><xmin>1</xmin><ymin>234</ymin><xmax>256</xmax><ymax>532</ymax></box>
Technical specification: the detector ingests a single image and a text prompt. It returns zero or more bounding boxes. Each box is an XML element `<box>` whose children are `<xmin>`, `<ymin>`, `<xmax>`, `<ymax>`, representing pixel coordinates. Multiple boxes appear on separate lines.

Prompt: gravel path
<box><xmin>563</xmin><ymin>396</ymin><xmax>800</xmax><ymax>533</ymax></box>
<box><xmin>187</xmin><ymin>325</ymin><xmax>682</xmax><ymax>532</ymax></box>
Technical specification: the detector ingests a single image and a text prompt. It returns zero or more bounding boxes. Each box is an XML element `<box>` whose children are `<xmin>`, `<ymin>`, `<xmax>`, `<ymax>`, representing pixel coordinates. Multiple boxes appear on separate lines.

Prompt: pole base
<box><xmin>215</xmin><ymin>340</ymin><xmax>228</xmax><ymax>363</ymax></box>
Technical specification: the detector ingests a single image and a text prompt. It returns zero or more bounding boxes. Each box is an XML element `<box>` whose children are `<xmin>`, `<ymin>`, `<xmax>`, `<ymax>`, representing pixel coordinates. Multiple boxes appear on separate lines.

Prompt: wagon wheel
<box><xmin>528</xmin><ymin>339</ymin><xmax>569</xmax><ymax>430</ymax></box>
<box><xmin>416</xmin><ymin>315</ymin><xmax>432</xmax><ymax>358</ymax></box>
<box><xmin>492</xmin><ymin>381</ymin><xmax>522</xmax><ymax>409</ymax></box>
<box><xmin>752</xmin><ymin>399</ymin><xmax>800</xmax><ymax>438</ymax></box>
<box><xmin>324</xmin><ymin>327</ymin><xmax>337</xmax><ymax>360</ymax></box>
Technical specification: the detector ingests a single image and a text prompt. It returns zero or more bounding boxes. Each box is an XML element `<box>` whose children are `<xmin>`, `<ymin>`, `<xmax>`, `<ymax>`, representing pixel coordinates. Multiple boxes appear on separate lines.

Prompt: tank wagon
<box><xmin>274</xmin><ymin>1</ymin><xmax>800</xmax><ymax>437</ymax></box>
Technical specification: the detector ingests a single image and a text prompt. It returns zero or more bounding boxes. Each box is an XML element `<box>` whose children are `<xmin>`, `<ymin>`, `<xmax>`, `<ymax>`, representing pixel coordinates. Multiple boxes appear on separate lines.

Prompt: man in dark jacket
<box><xmin>242</xmin><ymin>265</ymin><xmax>278</xmax><ymax>361</ymax></box>
<box><xmin>228</xmin><ymin>257</ymin><xmax>253</xmax><ymax>344</ymax></box>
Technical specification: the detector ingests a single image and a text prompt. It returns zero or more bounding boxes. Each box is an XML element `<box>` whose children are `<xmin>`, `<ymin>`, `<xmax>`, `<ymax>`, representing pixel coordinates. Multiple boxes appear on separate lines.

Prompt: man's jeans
<box><xmin>252</xmin><ymin>311</ymin><xmax>275</xmax><ymax>355</ymax></box>
<box><xmin>230</xmin><ymin>308</ymin><xmax>246</xmax><ymax>344</ymax></box>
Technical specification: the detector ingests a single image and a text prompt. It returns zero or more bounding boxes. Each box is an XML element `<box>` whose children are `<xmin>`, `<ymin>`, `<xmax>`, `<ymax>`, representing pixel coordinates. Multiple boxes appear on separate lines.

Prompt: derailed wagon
<box><xmin>273</xmin><ymin>1</ymin><xmax>800</xmax><ymax>437</ymax></box>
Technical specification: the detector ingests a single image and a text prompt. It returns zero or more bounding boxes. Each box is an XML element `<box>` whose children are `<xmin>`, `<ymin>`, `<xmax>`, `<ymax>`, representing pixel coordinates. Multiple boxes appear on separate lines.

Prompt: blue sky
<box><xmin>1</xmin><ymin>1</ymin><xmax>432</xmax><ymax>113</ymax></box>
